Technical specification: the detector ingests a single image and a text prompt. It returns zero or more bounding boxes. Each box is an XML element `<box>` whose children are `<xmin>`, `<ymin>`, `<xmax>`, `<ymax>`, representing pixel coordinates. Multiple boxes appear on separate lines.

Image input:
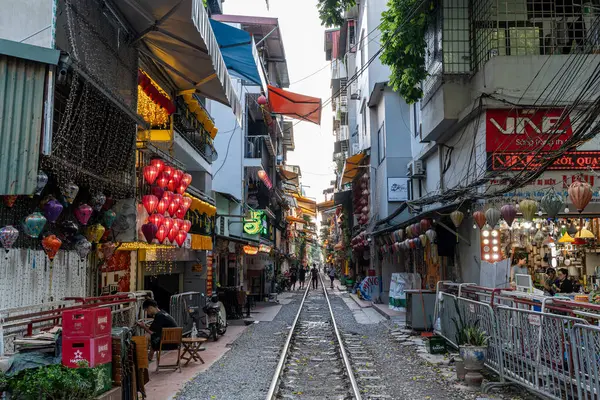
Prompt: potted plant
<box><xmin>452</xmin><ymin>305</ymin><xmax>490</xmax><ymax>386</ymax></box>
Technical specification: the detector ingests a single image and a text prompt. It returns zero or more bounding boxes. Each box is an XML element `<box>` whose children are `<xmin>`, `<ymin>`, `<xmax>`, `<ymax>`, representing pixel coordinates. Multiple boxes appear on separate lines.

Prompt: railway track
<box><xmin>266</xmin><ymin>276</ymin><xmax>362</xmax><ymax>400</ymax></box>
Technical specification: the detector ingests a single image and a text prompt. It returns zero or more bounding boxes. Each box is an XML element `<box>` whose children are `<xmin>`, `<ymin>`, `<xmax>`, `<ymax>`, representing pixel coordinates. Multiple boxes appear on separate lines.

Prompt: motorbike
<box><xmin>202</xmin><ymin>294</ymin><xmax>227</xmax><ymax>341</ymax></box>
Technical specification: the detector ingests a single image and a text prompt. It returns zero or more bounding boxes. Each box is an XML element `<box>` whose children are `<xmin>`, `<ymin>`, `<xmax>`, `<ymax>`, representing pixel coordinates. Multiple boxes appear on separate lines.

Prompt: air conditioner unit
<box><xmin>407</xmin><ymin>160</ymin><xmax>426</xmax><ymax>178</ymax></box>
<box><xmin>350</xmin><ymin>80</ymin><xmax>359</xmax><ymax>100</ymax></box>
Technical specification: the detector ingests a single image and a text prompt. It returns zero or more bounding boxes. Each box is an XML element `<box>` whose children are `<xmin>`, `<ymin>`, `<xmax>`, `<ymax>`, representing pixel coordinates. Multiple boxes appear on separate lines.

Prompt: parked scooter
<box><xmin>202</xmin><ymin>294</ymin><xmax>227</xmax><ymax>341</ymax></box>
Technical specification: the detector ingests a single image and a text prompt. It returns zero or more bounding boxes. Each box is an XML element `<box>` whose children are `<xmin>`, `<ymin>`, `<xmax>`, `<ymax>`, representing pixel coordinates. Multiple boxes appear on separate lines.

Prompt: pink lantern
<box><xmin>257</xmin><ymin>94</ymin><xmax>267</xmax><ymax>105</ymax></box>
<box><xmin>75</xmin><ymin>204</ymin><xmax>93</xmax><ymax>226</ymax></box>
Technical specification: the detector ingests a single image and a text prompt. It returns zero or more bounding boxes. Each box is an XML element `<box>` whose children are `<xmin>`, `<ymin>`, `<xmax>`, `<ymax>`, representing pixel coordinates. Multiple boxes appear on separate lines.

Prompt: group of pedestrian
<box><xmin>287</xmin><ymin>263</ymin><xmax>337</xmax><ymax>291</ymax></box>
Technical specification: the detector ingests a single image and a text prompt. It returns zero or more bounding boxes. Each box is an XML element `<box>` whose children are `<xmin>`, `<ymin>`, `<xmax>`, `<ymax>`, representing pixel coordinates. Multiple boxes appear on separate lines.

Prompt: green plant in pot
<box><xmin>452</xmin><ymin>303</ymin><xmax>490</xmax><ymax>386</ymax></box>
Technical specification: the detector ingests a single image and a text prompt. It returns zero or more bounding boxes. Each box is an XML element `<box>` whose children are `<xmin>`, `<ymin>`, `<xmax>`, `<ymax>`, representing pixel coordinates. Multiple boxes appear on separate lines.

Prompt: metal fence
<box><xmin>170</xmin><ymin>292</ymin><xmax>204</xmax><ymax>335</ymax></box>
<box><xmin>435</xmin><ymin>281</ymin><xmax>600</xmax><ymax>399</ymax></box>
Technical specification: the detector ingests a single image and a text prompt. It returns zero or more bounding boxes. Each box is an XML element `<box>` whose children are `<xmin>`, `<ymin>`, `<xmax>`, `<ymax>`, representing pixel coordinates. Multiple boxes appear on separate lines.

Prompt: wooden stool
<box><xmin>180</xmin><ymin>338</ymin><xmax>207</xmax><ymax>365</ymax></box>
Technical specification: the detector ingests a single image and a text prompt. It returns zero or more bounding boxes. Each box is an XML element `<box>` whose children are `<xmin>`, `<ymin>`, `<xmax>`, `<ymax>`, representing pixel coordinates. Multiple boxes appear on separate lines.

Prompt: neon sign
<box><xmin>244</xmin><ymin>211</ymin><xmax>267</xmax><ymax>235</ymax></box>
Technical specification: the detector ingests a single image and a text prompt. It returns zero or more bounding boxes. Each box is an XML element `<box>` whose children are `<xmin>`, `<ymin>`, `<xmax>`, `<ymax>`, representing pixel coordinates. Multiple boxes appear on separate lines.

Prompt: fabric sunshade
<box><xmin>341</xmin><ymin>152</ymin><xmax>366</xmax><ymax>185</ymax></box>
<box><xmin>267</xmin><ymin>85</ymin><xmax>322</xmax><ymax>125</ymax></box>
<box><xmin>209</xmin><ymin>19</ymin><xmax>263</xmax><ymax>87</ymax></box>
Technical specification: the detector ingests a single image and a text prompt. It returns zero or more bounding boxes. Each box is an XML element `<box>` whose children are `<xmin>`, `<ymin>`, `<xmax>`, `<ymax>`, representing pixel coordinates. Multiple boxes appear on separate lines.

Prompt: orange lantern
<box><xmin>473</xmin><ymin>211</ymin><xmax>486</xmax><ymax>229</ymax></box>
<box><xmin>568</xmin><ymin>181</ymin><xmax>593</xmax><ymax>213</ymax></box>
<box><xmin>42</xmin><ymin>234</ymin><xmax>62</xmax><ymax>262</ymax></box>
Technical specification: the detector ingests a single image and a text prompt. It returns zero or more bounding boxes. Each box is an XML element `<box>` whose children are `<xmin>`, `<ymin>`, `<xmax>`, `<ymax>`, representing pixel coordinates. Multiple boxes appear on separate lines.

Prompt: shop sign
<box><xmin>486</xmin><ymin>109</ymin><xmax>572</xmax><ymax>152</ymax></box>
<box><xmin>243</xmin><ymin>211</ymin><xmax>267</xmax><ymax>235</ymax></box>
<box><xmin>206</xmin><ymin>252</ymin><xmax>213</xmax><ymax>296</ymax></box>
<box><xmin>259</xmin><ymin>244</ymin><xmax>272</xmax><ymax>253</ymax></box>
<box><xmin>488</xmin><ymin>151</ymin><xmax>600</xmax><ymax>171</ymax></box>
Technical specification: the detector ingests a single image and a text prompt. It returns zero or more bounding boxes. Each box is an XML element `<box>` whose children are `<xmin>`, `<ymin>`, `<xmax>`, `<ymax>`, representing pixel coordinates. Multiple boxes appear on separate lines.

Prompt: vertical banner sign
<box><xmin>207</xmin><ymin>251</ymin><xmax>214</xmax><ymax>296</ymax></box>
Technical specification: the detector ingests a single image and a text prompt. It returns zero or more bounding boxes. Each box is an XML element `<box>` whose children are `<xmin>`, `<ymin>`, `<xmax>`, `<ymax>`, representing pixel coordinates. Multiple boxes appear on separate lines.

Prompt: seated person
<box><xmin>137</xmin><ymin>299</ymin><xmax>178</xmax><ymax>361</ymax></box>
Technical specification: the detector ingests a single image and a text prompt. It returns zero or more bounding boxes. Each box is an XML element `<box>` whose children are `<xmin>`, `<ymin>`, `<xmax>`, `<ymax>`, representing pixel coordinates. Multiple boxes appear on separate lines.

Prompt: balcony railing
<box><xmin>173</xmin><ymin>97</ymin><xmax>216</xmax><ymax>163</ymax></box>
<box><xmin>245</xmin><ymin>136</ymin><xmax>266</xmax><ymax>159</ymax></box>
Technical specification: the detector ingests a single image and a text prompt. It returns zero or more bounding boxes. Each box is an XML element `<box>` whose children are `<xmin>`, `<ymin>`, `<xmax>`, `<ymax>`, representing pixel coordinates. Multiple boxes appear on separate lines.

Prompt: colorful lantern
<box><xmin>568</xmin><ymin>181</ymin><xmax>593</xmax><ymax>213</ymax></box>
<box><xmin>485</xmin><ymin>207</ymin><xmax>501</xmax><ymax>228</ymax></box>
<box><xmin>61</xmin><ymin>220</ymin><xmax>79</xmax><ymax>238</ymax></box>
<box><xmin>257</xmin><ymin>94</ymin><xmax>267</xmax><ymax>105</ymax></box>
<box><xmin>156</xmin><ymin>225</ymin><xmax>168</xmax><ymax>244</ymax></box>
<box><xmin>61</xmin><ymin>182</ymin><xmax>79</xmax><ymax>204</ymax></box>
<box><xmin>168</xmin><ymin>227</ymin><xmax>178</xmax><ymax>242</ymax></box>
<box><xmin>412</xmin><ymin>223</ymin><xmax>421</xmax><ymax>237</ymax></box>
<box><xmin>148</xmin><ymin>213</ymin><xmax>164</xmax><ymax>227</ymax></box>
<box><xmin>172</xmin><ymin>194</ymin><xmax>183</xmax><ymax>207</ymax></box>
<box><xmin>23</xmin><ymin>212</ymin><xmax>47</xmax><ymax>238</ymax></box>
<box><xmin>34</xmin><ymin>171</ymin><xmax>48</xmax><ymax>195</ymax></box>
<box><xmin>180</xmin><ymin>220</ymin><xmax>192</xmax><ymax>233</ymax></box>
<box><xmin>175</xmin><ymin>230</ymin><xmax>187</xmax><ymax>247</ymax></box>
<box><xmin>0</xmin><ymin>225</ymin><xmax>19</xmax><ymax>253</ymax></box>
<box><xmin>558</xmin><ymin>232</ymin><xmax>575</xmax><ymax>243</ymax></box>
<box><xmin>85</xmin><ymin>224</ymin><xmax>105</xmax><ymax>244</ymax></box>
<box><xmin>91</xmin><ymin>193</ymin><xmax>106</xmax><ymax>212</ymax></box>
<box><xmin>157</xmin><ymin>199</ymin><xmax>168</xmax><ymax>215</ymax></box>
<box><xmin>143</xmin><ymin>165</ymin><xmax>159</xmax><ymax>185</ymax></box>
<box><xmin>405</xmin><ymin>226</ymin><xmax>413</xmax><ymax>239</ymax></box>
<box><xmin>519</xmin><ymin>199</ymin><xmax>538</xmax><ymax>221</ymax></box>
<box><xmin>142</xmin><ymin>195</ymin><xmax>159</xmax><ymax>214</ymax></box>
<box><xmin>156</xmin><ymin>175</ymin><xmax>169</xmax><ymax>189</ymax></box>
<box><xmin>174</xmin><ymin>219</ymin><xmax>185</xmax><ymax>230</ymax></box>
<box><xmin>102</xmin><ymin>210</ymin><xmax>117</xmax><ymax>228</ymax></box>
<box><xmin>540</xmin><ymin>190</ymin><xmax>564</xmax><ymax>219</ymax></box>
<box><xmin>176</xmin><ymin>183</ymin><xmax>188</xmax><ymax>195</ymax></box>
<box><xmin>74</xmin><ymin>204</ymin><xmax>93</xmax><ymax>226</ymax></box>
<box><xmin>175</xmin><ymin>207</ymin><xmax>186</xmax><ymax>219</ymax></box>
<box><xmin>420</xmin><ymin>219</ymin><xmax>431</xmax><ymax>233</ymax></box>
<box><xmin>74</xmin><ymin>237</ymin><xmax>92</xmax><ymax>261</ymax></box>
<box><xmin>450</xmin><ymin>210</ymin><xmax>464</xmax><ymax>228</ymax></box>
<box><xmin>142</xmin><ymin>223</ymin><xmax>158</xmax><ymax>243</ymax></box>
<box><xmin>473</xmin><ymin>211</ymin><xmax>486</xmax><ymax>229</ymax></box>
<box><xmin>44</xmin><ymin>200</ymin><xmax>64</xmax><ymax>223</ymax></box>
<box><xmin>150</xmin><ymin>159</ymin><xmax>165</xmax><ymax>175</ymax></box>
<box><xmin>501</xmin><ymin>204</ymin><xmax>517</xmax><ymax>227</ymax></box>
<box><xmin>3</xmin><ymin>196</ymin><xmax>18</xmax><ymax>208</ymax></box>
<box><xmin>419</xmin><ymin>234</ymin><xmax>428</xmax><ymax>247</ymax></box>
<box><xmin>425</xmin><ymin>228</ymin><xmax>436</xmax><ymax>243</ymax></box>
<box><xmin>42</xmin><ymin>234</ymin><xmax>62</xmax><ymax>262</ymax></box>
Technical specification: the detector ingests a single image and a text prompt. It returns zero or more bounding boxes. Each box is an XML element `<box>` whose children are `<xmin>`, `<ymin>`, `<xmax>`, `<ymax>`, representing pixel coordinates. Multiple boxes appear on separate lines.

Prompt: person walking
<box><xmin>298</xmin><ymin>266</ymin><xmax>306</xmax><ymax>289</ymax></box>
<box><xmin>328</xmin><ymin>266</ymin><xmax>336</xmax><ymax>289</ymax></box>
<box><xmin>290</xmin><ymin>267</ymin><xmax>298</xmax><ymax>291</ymax></box>
<box><xmin>311</xmin><ymin>264</ymin><xmax>319</xmax><ymax>289</ymax></box>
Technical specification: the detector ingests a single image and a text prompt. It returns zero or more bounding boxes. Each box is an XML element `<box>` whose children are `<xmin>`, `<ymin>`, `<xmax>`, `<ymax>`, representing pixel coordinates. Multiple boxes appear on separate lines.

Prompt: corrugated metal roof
<box><xmin>0</xmin><ymin>55</ymin><xmax>47</xmax><ymax>195</ymax></box>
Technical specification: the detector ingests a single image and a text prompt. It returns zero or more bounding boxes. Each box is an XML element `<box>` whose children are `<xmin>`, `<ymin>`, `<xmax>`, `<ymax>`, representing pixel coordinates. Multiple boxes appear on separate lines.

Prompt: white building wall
<box><xmin>0</xmin><ymin>0</ymin><xmax>54</xmax><ymax>48</ymax></box>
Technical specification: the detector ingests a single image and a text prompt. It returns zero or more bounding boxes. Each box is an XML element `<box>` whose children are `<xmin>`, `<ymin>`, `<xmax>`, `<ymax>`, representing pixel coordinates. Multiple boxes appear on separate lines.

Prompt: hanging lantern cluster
<box><xmin>142</xmin><ymin>158</ymin><xmax>194</xmax><ymax>247</ymax></box>
<box><xmin>354</xmin><ymin>174</ymin><xmax>370</xmax><ymax>226</ymax></box>
<box><xmin>351</xmin><ymin>231</ymin><xmax>369</xmax><ymax>252</ymax></box>
<box><xmin>138</xmin><ymin>71</ymin><xmax>175</xmax><ymax>115</ymax></box>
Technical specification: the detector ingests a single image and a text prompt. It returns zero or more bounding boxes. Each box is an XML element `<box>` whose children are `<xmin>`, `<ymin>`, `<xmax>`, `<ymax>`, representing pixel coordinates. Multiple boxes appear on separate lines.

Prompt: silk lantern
<box><xmin>175</xmin><ymin>230</ymin><xmax>187</xmax><ymax>247</ymax></box>
<box><xmin>180</xmin><ymin>220</ymin><xmax>192</xmax><ymax>233</ymax></box>
<box><xmin>175</xmin><ymin>207</ymin><xmax>186</xmax><ymax>219</ymax></box>
<box><xmin>181</xmin><ymin>173</ymin><xmax>192</xmax><ymax>187</ymax></box>
<box><xmin>176</xmin><ymin>183</ymin><xmax>188</xmax><ymax>195</ymax></box>
<box><xmin>419</xmin><ymin>234</ymin><xmax>428</xmax><ymax>247</ymax></box>
<box><xmin>420</xmin><ymin>219</ymin><xmax>431</xmax><ymax>233</ymax></box>
<box><xmin>168</xmin><ymin>227</ymin><xmax>178</xmax><ymax>242</ymax></box>
<box><xmin>172</xmin><ymin>194</ymin><xmax>183</xmax><ymax>207</ymax></box>
<box><xmin>425</xmin><ymin>228</ymin><xmax>437</xmax><ymax>243</ymax></box>
<box><xmin>44</xmin><ymin>200</ymin><xmax>64</xmax><ymax>223</ymax></box>
<box><xmin>473</xmin><ymin>211</ymin><xmax>486</xmax><ymax>229</ymax></box>
<box><xmin>162</xmin><ymin>191</ymin><xmax>174</xmax><ymax>205</ymax></box>
<box><xmin>148</xmin><ymin>213</ymin><xmax>164</xmax><ymax>227</ymax></box>
<box><xmin>172</xmin><ymin>169</ymin><xmax>183</xmax><ymax>184</ymax></box>
<box><xmin>485</xmin><ymin>207</ymin><xmax>501</xmax><ymax>228</ymax></box>
<box><xmin>167</xmin><ymin>200</ymin><xmax>179</xmax><ymax>216</ymax></box>
<box><xmin>91</xmin><ymin>193</ymin><xmax>106</xmax><ymax>212</ymax></box>
<box><xmin>74</xmin><ymin>238</ymin><xmax>92</xmax><ymax>261</ymax></box>
<box><xmin>163</xmin><ymin>218</ymin><xmax>174</xmax><ymax>232</ymax></box>
<box><xmin>142</xmin><ymin>223</ymin><xmax>158</xmax><ymax>243</ymax></box>
<box><xmin>61</xmin><ymin>220</ymin><xmax>79</xmax><ymax>238</ymax></box>
<box><xmin>0</xmin><ymin>225</ymin><xmax>19</xmax><ymax>253</ymax></box>
<box><xmin>450</xmin><ymin>210</ymin><xmax>464</xmax><ymax>228</ymax></box>
<box><xmin>162</xmin><ymin>166</ymin><xmax>174</xmax><ymax>179</ymax></box>
<box><xmin>167</xmin><ymin>179</ymin><xmax>177</xmax><ymax>192</ymax></box>
<box><xmin>157</xmin><ymin>199</ymin><xmax>168</xmax><ymax>215</ymax></box>
<box><xmin>519</xmin><ymin>199</ymin><xmax>538</xmax><ymax>221</ymax></box>
<box><xmin>34</xmin><ymin>171</ymin><xmax>48</xmax><ymax>195</ymax></box>
<box><xmin>150</xmin><ymin>159</ymin><xmax>165</xmax><ymax>174</ymax></box>
<box><xmin>143</xmin><ymin>165</ymin><xmax>159</xmax><ymax>185</ymax></box>
<box><xmin>23</xmin><ymin>212</ymin><xmax>47</xmax><ymax>238</ymax></box>
<box><xmin>151</xmin><ymin>186</ymin><xmax>164</xmax><ymax>200</ymax></box>
<box><xmin>4</xmin><ymin>196</ymin><xmax>18</xmax><ymax>208</ymax></box>
<box><xmin>42</xmin><ymin>234</ymin><xmax>62</xmax><ymax>262</ymax></box>
<box><xmin>541</xmin><ymin>190</ymin><xmax>564</xmax><ymax>219</ymax></box>
<box><xmin>75</xmin><ymin>204</ymin><xmax>93</xmax><ymax>226</ymax></box>
<box><xmin>156</xmin><ymin>225</ymin><xmax>168</xmax><ymax>244</ymax></box>
<box><xmin>103</xmin><ymin>210</ymin><xmax>117</xmax><ymax>228</ymax></box>
<box><xmin>174</xmin><ymin>219</ymin><xmax>184</xmax><ymax>230</ymax></box>
<box><xmin>501</xmin><ymin>204</ymin><xmax>517</xmax><ymax>227</ymax></box>
<box><xmin>61</xmin><ymin>182</ymin><xmax>79</xmax><ymax>204</ymax></box>
<box><xmin>181</xmin><ymin>197</ymin><xmax>192</xmax><ymax>212</ymax></box>
<box><xmin>156</xmin><ymin>175</ymin><xmax>169</xmax><ymax>189</ymax></box>
<box><xmin>85</xmin><ymin>224</ymin><xmax>105</xmax><ymax>243</ymax></box>
<box><xmin>568</xmin><ymin>181</ymin><xmax>593</xmax><ymax>213</ymax></box>
<box><xmin>142</xmin><ymin>195</ymin><xmax>158</xmax><ymax>214</ymax></box>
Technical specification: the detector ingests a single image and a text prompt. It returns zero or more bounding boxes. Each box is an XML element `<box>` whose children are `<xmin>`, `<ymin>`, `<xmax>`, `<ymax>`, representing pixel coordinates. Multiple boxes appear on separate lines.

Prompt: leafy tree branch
<box><xmin>317</xmin><ymin>0</ymin><xmax>356</xmax><ymax>27</ymax></box>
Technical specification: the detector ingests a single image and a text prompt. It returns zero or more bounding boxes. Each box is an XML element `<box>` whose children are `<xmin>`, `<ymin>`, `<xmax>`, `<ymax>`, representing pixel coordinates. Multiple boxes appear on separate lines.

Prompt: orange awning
<box><xmin>268</xmin><ymin>85</ymin><xmax>321</xmax><ymax>125</ymax></box>
<box><xmin>286</xmin><ymin>215</ymin><xmax>306</xmax><ymax>224</ymax></box>
<box><xmin>341</xmin><ymin>152</ymin><xmax>366</xmax><ymax>185</ymax></box>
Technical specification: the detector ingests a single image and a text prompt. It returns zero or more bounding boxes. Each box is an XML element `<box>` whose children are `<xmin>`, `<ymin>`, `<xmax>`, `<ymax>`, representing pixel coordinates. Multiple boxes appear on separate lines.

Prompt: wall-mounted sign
<box><xmin>243</xmin><ymin>210</ymin><xmax>268</xmax><ymax>235</ymax></box>
<box><xmin>486</xmin><ymin>109</ymin><xmax>572</xmax><ymax>152</ymax></box>
<box><xmin>388</xmin><ymin>177</ymin><xmax>409</xmax><ymax>202</ymax></box>
<box><xmin>243</xmin><ymin>245</ymin><xmax>259</xmax><ymax>255</ymax></box>
<box><xmin>488</xmin><ymin>151</ymin><xmax>600</xmax><ymax>171</ymax></box>
<box><xmin>259</xmin><ymin>244</ymin><xmax>272</xmax><ymax>253</ymax></box>
<box><xmin>206</xmin><ymin>252</ymin><xmax>214</xmax><ymax>296</ymax></box>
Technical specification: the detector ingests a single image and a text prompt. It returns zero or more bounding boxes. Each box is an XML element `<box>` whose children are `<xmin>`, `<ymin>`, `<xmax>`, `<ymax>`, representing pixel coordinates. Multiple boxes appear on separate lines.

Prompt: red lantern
<box><xmin>175</xmin><ymin>219</ymin><xmax>185</xmax><ymax>229</ymax></box>
<box><xmin>142</xmin><ymin>195</ymin><xmax>158</xmax><ymax>214</ymax></box>
<box><xmin>172</xmin><ymin>169</ymin><xmax>183</xmax><ymax>184</ymax></box>
<box><xmin>181</xmin><ymin>220</ymin><xmax>192</xmax><ymax>233</ymax></box>
<box><xmin>420</xmin><ymin>218</ymin><xmax>431</xmax><ymax>232</ymax></box>
<box><xmin>473</xmin><ymin>211</ymin><xmax>486</xmax><ymax>229</ymax></box>
<box><xmin>181</xmin><ymin>173</ymin><xmax>192</xmax><ymax>186</ymax></box>
<box><xmin>175</xmin><ymin>207</ymin><xmax>186</xmax><ymax>219</ymax></box>
<box><xmin>156</xmin><ymin>175</ymin><xmax>169</xmax><ymax>189</ymax></box>
<box><xmin>181</xmin><ymin>197</ymin><xmax>193</xmax><ymax>212</ymax></box>
<box><xmin>150</xmin><ymin>159</ymin><xmax>165</xmax><ymax>174</ymax></box>
<box><xmin>167</xmin><ymin>179</ymin><xmax>176</xmax><ymax>192</ymax></box>
<box><xmin>176</xmin><ymin>183</ymin><xmax>188</xmax><ymax>195</ymax></box>
<box><xmin>162</xmin><ymin>166</ymin><xmax>174</xmax><ymax>179</ymax></box>
<box><xmin>162</xmin><ymin>191</ymin><xmax>174</xmax><ymax>204</ymax></box>
<box><xmin>163</xmin><ymin>218</ymin><xmax>174</xmax><ymax>232</ymax></box>
<box><xmin>143</xmin><ymin>165</ymin><xmax>159</xmax><ymax>185</ymax></box>
<box><xmin>257</xmin><ymin>94</ymin><xmax>267</xmax><ymax>105</ymax></box>
<box><xmin>148</xmin><ymin>213</ymin><xmax>164</xmax><ymax>227</ymax></box>
<box><xmin>168</xmin><ymin>227</ymin><xmax>178</xmax><ymax>242</ymax></box>
<box><xmin>175</xmin><ymin>230</ymin><xmax>187</xmax><ymax>247</ymax></box>
<box><xmin>151</xmin><ymin>186</ymin><xmax>164</xmax><ymax>199</ymax></box>
<box><xmin>168</xmin><ymin>201</ymin><xmax>179</xmax><ymax>216</ymax></box>
<box><xmin>4</xmin><ymin>196</ymin><xmax>18</xmax><ymax>208</ymax></box>
<box><xmin>157</xmin><ymin>199</ymin><xmax>168</xmax><ymax>215</ymax></box>
<box><xmin>156</xmin><ymin>225</ymin><xmax>168</xmax><ymax>244</ymax></box>
<box><xmin>172</xmin><ymin>194</ymin><xmax>183</xmax><ymax>207</ymax></box>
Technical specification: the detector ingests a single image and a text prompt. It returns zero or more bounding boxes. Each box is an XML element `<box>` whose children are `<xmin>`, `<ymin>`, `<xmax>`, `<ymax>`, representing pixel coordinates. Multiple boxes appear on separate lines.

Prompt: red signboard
<box><xmin>488</xmin><ymin>151</ymin><xmax>600</xmax><ymax>171</ymax></box>
<box><xmin>486</xmin><ymin>109</ymin><xmax>572</xmax><ymax>152</ymax></box>
<box><xmin>206</xmin><ymin>252</ymin><xmax>213</xmax><ymax>296</ymax></box>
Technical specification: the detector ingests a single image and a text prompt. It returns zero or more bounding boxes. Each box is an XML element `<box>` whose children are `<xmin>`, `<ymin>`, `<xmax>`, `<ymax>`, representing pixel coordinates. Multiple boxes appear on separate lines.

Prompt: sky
<box><xmin>224</xmin><ymin>0</ymin><xmax>335</xmax><ymax>204</ymax></box>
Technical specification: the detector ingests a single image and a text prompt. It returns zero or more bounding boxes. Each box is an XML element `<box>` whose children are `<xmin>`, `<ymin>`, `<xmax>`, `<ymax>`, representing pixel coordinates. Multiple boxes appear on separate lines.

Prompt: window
<box><xmin>378</xmin><ymin>122</ymin><xmax>386</xmax><ymax>164</ymax></box>
<box><xmin>361</xmin><ymin>102</ymin><xmax>367</xmax><ymax>138</ymax></box>
<box><xmin>360</xmin><ymin>30</ymin><xmax>365</xmax><ymax>67</ymax></box>
<box><xmin>413</xmin><ymin>102</ymin><xmax>421</xmax><ymax>138</ymax></box>
<box><xmin>348</xmin><ymin>20</ymin><xmax>356</xmax><ymax>52</ymax></box>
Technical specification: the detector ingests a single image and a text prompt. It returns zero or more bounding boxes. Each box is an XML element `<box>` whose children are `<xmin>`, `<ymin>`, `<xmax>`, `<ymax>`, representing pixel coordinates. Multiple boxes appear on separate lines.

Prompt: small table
<box><xmin>180</xmin><ymin>338</ymin><xmax>207</xmax><ymax>365</ymax></box>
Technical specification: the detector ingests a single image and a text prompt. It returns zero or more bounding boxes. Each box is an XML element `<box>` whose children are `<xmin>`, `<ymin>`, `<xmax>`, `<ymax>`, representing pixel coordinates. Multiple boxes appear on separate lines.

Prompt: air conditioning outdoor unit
<box><xmin>407</xmin><ymin>160</ymin><xmax>426</xmax><ymax>178</ymax></box>
<box><xmin>350</xmin><ymin>80</ymin><xmax>360</xmax><ymax>100</ymax></box>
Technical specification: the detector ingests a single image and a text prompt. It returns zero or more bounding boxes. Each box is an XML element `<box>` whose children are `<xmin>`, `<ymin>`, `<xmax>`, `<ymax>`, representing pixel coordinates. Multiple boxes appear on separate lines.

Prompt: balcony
<box><xmin>244</xmin><ymin>136</ymin><xmax>270</xmax><ymax>169</ymax></box>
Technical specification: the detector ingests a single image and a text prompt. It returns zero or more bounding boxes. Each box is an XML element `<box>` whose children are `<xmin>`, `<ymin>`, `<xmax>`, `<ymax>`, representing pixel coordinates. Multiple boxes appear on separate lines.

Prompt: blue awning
<box><xmin>209</xmin><ymin>19</ymin><xmax>262</xmax><ymax>87</ymax></box>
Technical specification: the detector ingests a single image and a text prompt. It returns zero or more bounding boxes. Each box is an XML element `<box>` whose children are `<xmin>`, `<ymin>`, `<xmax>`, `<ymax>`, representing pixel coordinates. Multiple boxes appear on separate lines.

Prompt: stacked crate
<box><xmin>62</xmin><ymin>307</ymin><xmax>113</xmax><ymax>368</ymax></box>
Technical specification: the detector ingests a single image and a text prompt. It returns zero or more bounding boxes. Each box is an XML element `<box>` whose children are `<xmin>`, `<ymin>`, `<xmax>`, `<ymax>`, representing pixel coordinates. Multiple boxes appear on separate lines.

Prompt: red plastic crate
<box><xmin>62</xmin><ymin>335</ymin><xmax>112</xmax><ymax>368</ymax></box>
<box><xmin>62</xmin><ymin>307</ymin><xmax>112</xmax><ymax>338</ymax></box>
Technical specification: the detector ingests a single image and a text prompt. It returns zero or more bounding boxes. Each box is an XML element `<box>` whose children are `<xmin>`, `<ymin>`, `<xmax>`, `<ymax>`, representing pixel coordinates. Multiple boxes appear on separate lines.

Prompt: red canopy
<box><xmin>267</xmin><ymin>85</ymin><xmax>321</xmax><ymax>125</ymax></box>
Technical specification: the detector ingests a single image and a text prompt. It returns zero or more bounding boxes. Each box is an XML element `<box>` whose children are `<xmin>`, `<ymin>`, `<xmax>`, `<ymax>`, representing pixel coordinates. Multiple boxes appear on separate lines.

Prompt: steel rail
<box><xmin>265</xmin><ymin>274</ymin><xmax>362</xmax><ymax>400</ymax></box>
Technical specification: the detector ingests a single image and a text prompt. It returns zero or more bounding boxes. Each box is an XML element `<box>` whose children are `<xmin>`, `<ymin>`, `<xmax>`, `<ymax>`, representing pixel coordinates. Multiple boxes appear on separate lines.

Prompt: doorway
<box><xmin>144</xmin><ymin>274</ymin><xmax>180</xmax><ymax>313</ymax></box>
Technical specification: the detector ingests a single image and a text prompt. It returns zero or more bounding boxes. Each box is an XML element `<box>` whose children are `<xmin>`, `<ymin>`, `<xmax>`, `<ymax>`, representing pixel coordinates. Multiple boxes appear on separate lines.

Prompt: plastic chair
<box><xmin>156</xmin><ymin>327</ymin><xmax>183</xmax><ymax>372</ymax></box>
